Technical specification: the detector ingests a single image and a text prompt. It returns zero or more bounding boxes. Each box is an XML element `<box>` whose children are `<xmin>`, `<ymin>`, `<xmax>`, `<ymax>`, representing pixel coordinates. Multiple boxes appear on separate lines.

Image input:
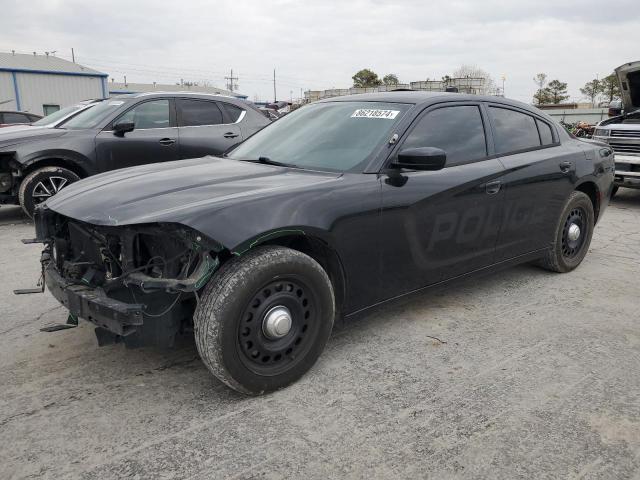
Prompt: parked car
<box><xmin>0</xmin><ymin>110</ymin><xmax>41</xmax><ymax>127</ymax></box>
<box><xmin>26</xmin><ymin>92</ymin><xmax>614</xmax><ymax>394</ymax></box>
<box><xmin>0</xmin><ymin>93</ymin><xmax>270</xmax><ymax>216</ymax></box>
<box><xmin>593</xmin><ymin>60</ymin><xmax>640</xmax><ymax>197</ymax></box>
<box><xmin>0</xmin><ymin>100</ymin><xmax>102</xmax><ymax>134</ymax></box>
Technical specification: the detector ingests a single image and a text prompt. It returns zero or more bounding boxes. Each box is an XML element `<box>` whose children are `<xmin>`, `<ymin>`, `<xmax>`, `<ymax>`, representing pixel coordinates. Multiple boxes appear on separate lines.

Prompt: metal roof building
<box><xmin>0</xmin><ymin>52</ymin><xmax>108</xmax><ymax>116</ymax></box>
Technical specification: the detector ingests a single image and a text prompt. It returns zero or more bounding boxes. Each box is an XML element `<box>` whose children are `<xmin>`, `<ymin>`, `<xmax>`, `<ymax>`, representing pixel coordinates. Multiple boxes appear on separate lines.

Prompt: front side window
<box><xmin>117</xmin><ymin>99</ymin><xmax>170</xmax><ymax>129</ymax></box>
<box><xmin>228</xmin><ymin>101</ymin><xmax>410</xmax><ymax>172</ymax></box>
<box><xmin>490</xmin><ymin>107</ymin><xmax>541</xmax><ymax>154</ymax></box>
<box><xmin>179</xmin><ymin>99</ymin><xmax>223</xmax><ymax>126</ymax></box>
<box><xmin>401</xmin><ymin>105</ymin><xmax>487</xmax><ymax>166</ymax></box>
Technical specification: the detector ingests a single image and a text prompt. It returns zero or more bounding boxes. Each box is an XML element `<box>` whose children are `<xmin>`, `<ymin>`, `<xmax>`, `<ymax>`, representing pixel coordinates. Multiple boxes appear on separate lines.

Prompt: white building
<box><xmin>0</xmin><ymin>51</ymin><xmax>107</xmax><ymax>116</ymax></box>
<box><xmin>108</xmin><ymin>81</ymin><xmax>248</xmax><ymax>99</ymax></box>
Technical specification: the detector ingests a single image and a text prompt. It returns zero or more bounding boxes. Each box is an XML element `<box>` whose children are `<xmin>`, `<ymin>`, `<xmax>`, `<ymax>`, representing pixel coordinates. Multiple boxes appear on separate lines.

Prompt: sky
<box><xmin>2</xmin><ymin>0</ymin><xmax>639</xmax><ymax>103</ymax></box>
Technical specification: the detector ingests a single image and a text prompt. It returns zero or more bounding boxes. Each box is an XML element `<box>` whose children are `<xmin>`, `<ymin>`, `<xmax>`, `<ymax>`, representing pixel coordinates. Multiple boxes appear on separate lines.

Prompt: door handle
<box><xmin>559</xmin><ymin>161</ymin><xmax>573</xmax><ymax>173</ymax></box>
<box><xmin>485</xmin><ymin>180</ymin><xmax>501</xmax><ymax>195</ymax></box>
<box><xmin>159</xmin><ymin>138</ymin><xmax>176</xmax><ymax>146</ymax></box>
<box><xmin>223</xmin><ymin>132</ymin><xmax>239</xmax><ymax>139</ymax></box>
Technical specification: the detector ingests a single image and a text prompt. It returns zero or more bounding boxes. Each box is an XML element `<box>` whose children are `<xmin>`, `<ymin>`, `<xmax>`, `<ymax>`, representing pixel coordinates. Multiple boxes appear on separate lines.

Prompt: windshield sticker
<box><xmin>351</xmin><ymin>109</ymin><xmax>399</xmax><ymax>120</ymax></box>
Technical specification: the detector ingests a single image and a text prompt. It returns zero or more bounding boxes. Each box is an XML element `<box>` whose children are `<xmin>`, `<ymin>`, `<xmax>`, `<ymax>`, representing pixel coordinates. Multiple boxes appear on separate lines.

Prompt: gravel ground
<box><xmin>1</xmin><ymin>190</ymin><xmax>639</xmax><ymax>480</ymax></box>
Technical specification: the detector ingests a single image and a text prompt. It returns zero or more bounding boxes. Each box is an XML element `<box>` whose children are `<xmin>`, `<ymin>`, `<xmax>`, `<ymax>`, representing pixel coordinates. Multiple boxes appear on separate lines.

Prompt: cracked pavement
<box><xmin>1</xmin><ymin>190</ymin><xmax>639</xmax><ymax>479</ymax></box>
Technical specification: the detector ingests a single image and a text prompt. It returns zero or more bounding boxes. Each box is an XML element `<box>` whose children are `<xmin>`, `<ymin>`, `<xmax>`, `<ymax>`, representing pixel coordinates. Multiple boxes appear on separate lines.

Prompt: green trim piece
<box><xmin>231</xmin><ymin>229</ymin><xmax>306</xmax><ymax>256</ymax></box>
<box><xmin>195</xmin><ymin>255</ymin><xmax>219</xmax><ymax>290</ymax></box>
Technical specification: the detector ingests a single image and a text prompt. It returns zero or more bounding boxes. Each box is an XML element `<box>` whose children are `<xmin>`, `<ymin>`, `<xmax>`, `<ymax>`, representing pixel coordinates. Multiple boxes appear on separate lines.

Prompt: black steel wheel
<box><xmin>537</xmin><ymin>190</ymin><xmax>595</xmax><ymax>273</ymax></box>
<box><xmin>194</xmin><ymin>246</ymin><xmax>335</xmax><ymax>395</ymax></box>
<box><xmin>237</xmin><ymin>277</ymin><xmax>318</xmax><ymax>376</ymax></box>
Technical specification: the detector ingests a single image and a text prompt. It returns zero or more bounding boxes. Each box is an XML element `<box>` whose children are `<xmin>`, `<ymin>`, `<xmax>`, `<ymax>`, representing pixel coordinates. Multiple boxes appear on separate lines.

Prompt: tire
<box><xmin>536</xmin><ymin>191</ymin><xmax>595</xmax><ymax>273</ymax></box>
<box><xmin>19</xmin><ymin>166</ymin><xmax>80</xmax><ymax>218</ymax></box>
<box><xmin>610</xmin><ymin>186</ymin><xmax>619</xmax><ymax>199</ymax></box>
<box><xmin>194</xmin><ymin>246</ymin><xmax>335</xmax><ymax>395</ymax></box>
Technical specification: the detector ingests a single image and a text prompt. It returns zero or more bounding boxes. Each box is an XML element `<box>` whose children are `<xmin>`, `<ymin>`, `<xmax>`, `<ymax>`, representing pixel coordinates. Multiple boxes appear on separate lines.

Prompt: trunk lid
<box><xmin>615</xmin><ymin>61</ymin><xmax>640</xmax><ymax>114</ymax></box>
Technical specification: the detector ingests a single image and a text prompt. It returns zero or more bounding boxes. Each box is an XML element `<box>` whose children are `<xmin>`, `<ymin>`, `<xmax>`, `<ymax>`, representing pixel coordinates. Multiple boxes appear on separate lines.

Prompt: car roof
<box><xmin>114</xmin><ymin>91</ymin><xmax>245</xmax><ymax>102</ymax></box>
<box><xmin>318</xmin><ymin>90</ymin><xmax>538</xmax><ymax>111</ymax></box>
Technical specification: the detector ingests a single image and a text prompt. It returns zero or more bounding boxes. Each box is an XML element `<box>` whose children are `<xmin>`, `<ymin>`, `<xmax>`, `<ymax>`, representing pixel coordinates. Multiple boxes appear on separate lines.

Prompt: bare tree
<box><xmin>452</xmin><ymin>64</ymin><xmax>496</xmax><ymax>94</ymax></box>
<box><xmin>533</xmin><ymin>73</ymin><xmax>550</xmax><ymax>105</ymax></box>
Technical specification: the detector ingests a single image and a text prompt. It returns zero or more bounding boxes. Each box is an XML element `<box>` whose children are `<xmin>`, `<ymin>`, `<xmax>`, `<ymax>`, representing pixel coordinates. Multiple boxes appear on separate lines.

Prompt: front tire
<box><xmin>19</xmin><ymin>166</ymin><xmax>80</xmax><ymax>217</ymax></box>
<box><xmin>194</xmin><ymin>246</ymin><xmax>335</xmax><ymax>395</ymax></box>
<box><xmin>537</xmin><ymin>191</ymin><xmax>595</xmax><ymax>273</ymax></box>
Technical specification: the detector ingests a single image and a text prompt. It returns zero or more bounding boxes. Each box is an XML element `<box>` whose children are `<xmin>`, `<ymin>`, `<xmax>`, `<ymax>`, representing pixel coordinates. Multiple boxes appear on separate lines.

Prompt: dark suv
<box><xmin>0</xmin><ymin>93</ymin><xmax>270</xmax><ymax>216</ymax></box>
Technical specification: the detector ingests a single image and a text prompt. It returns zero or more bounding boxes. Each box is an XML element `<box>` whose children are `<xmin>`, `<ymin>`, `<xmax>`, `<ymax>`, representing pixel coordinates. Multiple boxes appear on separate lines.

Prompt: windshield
<box><xmin>228</xmin><ymin>101</ymin><xmax>410</xmax><ymax>172</ymax></box>
<box><xmin>32</xmin><ymin>104</ymin><xmax>82</xmax><ymax>126</ymax></box>
<box><xmin>62</xmin><ymin>99</ymin><xmax>130</xmax><ymax>129</ymax></box>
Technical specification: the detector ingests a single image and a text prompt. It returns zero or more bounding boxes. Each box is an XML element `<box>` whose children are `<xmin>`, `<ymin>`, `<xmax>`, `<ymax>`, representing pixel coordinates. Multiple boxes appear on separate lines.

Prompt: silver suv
<box><xmin>593</xmin><ymin>61</ymin><xmax>640</xmax><ymax>197</ymax></box>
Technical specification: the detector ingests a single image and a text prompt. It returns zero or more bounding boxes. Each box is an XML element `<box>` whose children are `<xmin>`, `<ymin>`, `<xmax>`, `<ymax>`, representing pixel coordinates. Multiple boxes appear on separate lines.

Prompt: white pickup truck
<box><xmin>593</xmin><ymin>61</ymin><xmax>640</xmax><ymax>197</ymax></box>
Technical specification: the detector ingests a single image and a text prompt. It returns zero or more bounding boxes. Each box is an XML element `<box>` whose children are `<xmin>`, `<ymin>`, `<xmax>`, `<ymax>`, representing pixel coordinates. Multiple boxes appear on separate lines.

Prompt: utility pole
<box><xmin>71</xmin><ymin>48</ymin><xmax>75</xmax><ymax>63</ymax></box>
<box><xmin>225</xmin><ymin>69</ymin><xmax>238</xmax><ymax>92</ymax></box>
<box><xmin>273</xmin><ymin>69</ymin><xmax>277</xmax><ymax>102</ymax></box>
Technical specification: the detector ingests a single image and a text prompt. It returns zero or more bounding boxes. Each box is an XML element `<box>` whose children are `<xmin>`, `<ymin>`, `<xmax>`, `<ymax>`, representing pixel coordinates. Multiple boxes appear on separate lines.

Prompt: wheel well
<box><xmin>575</xmin><ymin>182</ymin><xmax>600</xmax><ymax>222</ymax></box>
<box><xmin>21</xmin><ymin>158</ymin><xmax>88</xmax><ymax>179</ymax></box>
<box><xmin>258</xmin><ymin>234</ymin><xmax>347</xmax><ymax>317</ymax></box>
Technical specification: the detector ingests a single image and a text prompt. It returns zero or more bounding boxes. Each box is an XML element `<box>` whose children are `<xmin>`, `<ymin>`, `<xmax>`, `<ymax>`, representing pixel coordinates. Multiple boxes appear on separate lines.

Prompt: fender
<box><xmin>17</xmin><ymin>149</ymin><xmax>95</xmax><ymax>177</ymax></box>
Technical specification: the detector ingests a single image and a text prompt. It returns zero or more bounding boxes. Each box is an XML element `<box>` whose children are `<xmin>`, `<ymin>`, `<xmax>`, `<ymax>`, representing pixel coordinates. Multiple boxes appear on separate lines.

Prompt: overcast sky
<box><xmin>2</xmin><ymin>0</ymin><xmax>639</xmax><ymax>103</ymax></box>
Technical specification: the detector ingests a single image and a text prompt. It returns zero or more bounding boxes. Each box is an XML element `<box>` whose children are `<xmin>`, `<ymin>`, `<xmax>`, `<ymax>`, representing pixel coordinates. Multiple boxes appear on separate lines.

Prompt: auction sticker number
<box><xmin>351</xmin><ymin>109</ymin><xmax>399</xmax><ymax>119</ymax></box>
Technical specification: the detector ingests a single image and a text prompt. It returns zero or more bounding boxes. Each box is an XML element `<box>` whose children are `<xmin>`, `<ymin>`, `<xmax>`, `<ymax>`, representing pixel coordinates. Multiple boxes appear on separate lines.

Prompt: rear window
<box><xmin>489</xmin><ymin>107</ymin><xmax>541</xmax><ymax>154</ymax></box>
<box><xmin>3</xmin><ymin>113</ymin><xmax>30</xmax><ymax>124</ymax></box>
<box><xmin>179</xmin><ymin>99</ymin><xmax>223</xmax><ymax>126</ymax></box>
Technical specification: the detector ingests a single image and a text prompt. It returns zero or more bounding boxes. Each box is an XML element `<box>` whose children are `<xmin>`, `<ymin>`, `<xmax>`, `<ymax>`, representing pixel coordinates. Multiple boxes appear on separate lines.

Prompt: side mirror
<box><xmin>113</xmin><ymin>121</ymin><xmax>135</xmax><ymax>136</ymax></box>
<box><xmin>393</xmin><ymin>147</ymin><xmax>447</xmax><ymax>171</ymax></box>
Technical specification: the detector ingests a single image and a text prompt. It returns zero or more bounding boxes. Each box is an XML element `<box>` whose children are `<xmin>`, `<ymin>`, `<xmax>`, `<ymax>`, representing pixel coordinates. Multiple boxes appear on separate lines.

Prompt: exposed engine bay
<box><xmin>34</xmin><ymin>207</ymin><xmax>223</xmax><ymax>348</ymax></box>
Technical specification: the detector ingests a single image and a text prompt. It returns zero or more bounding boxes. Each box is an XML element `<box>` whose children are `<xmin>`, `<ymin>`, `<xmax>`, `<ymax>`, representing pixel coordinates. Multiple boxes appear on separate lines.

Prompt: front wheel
<box><xmin>536</xmin><ymin>191</ymin><xmax>595</xmax><ymax>273</ymax></box>
<box><xmin>18</xmin><ymin>166</ymin><xmax>80</xmax><ymax>217</ymax></box>
<box><xmin>194</xmin><ymin>246</ymin><xmax>335</xmax><ymax>395</ymax></box>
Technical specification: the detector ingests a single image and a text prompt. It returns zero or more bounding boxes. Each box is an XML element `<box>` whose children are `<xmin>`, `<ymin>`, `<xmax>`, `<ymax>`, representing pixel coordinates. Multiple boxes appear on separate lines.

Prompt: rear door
<box><xmin>379</xmin><ymin>102</ymin><xmax>506</xmax><ymax>300</ymax></box>
<box><xmin>487</xmin><ymin>104</ymin><xmax>576</xmax><ymax>261</ymax></box>
<box><xmin>176</xmin><ymin>98</ymin><xmax>243</xmax><ymax>158</ymax></box>
<box><xmin>95</xmin><ymin>98</ymin><xmax>179</xmax><ymax>172</ymax></box>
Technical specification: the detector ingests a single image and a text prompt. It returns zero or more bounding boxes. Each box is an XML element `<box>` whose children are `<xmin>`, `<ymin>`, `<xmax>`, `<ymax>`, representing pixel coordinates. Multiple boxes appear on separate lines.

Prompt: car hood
<box><xmin>615</xmin><ymin>61</ymin><xmax>640</xmax><ymax>114</ymax></box>
<box><xmin>46</xmin><ymin>156</ymin><xmax>342</xmax><ymax>230</ymax></box>
<box><xmin>0</xmin><ymin>127</ymin><xmax>67</xmax><ymax>149</ymax></box>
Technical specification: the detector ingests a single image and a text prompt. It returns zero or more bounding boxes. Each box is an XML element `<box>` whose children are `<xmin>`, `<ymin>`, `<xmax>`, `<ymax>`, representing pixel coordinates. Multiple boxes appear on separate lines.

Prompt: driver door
<box><xmin>379</xmin><ymin>103</ymin><xmax>506</xmax><ymax>301</ymax></box>
<box><xmin>95</xmin><ymin>98</ymin><xmax>179</xmax><ymax>172</ymax></box>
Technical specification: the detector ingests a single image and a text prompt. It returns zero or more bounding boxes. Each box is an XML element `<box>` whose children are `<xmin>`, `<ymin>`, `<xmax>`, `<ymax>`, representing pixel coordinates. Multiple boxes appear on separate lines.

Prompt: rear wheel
<box><xmin>194</xmin><ymin>246</ymin><xmax>335</xmax><ymax>395</ymax></box>
<box><xmin>536</xmin><ymin>191</ymin><xmax>594</xmax><ymax>273</ymax></box>
<box><xmin>19</xmin><ymin>166</ymin><xmax>79</xmax><ymax>217</ymax></box>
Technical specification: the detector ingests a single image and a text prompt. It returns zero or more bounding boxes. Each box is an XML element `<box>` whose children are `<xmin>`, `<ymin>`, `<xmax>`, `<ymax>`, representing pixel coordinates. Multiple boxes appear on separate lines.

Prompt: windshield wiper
<box><xmin>241</xmin><ymin>156</ymin><xmax>296</xmax><ymax>168</ymax></box>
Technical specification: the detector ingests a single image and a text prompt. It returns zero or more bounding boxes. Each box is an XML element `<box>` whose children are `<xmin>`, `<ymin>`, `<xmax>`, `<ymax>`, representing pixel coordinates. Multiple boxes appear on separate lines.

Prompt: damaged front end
<box><xmin>33</xmin><ymin>206</ymin><xmax>224</xmax><ymax>348</ymax></box>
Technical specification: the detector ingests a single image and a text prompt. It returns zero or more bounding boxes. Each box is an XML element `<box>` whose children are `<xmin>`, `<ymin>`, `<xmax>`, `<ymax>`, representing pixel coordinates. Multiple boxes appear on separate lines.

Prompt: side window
<box><xmin>489</xmin><ymin>107</ymin><xmax>541</xmax><ymax>154</ymax></box>
<box><xmin>536</xmin><ymin>118</ymin><xmax>554</xmax><ymax>145</ymax></box>
<box><xmin>402</xmin><ymin>105</ymin><xmax>487</xmax><ymax>166</ymax></box>
<box><xmin>117</xmin><ymin>100</ymin><xmax>170</xmax><ymax>129</ymax></box>
<box><xmin>221</xmin><ymin>103</ymin><xmax>244</xmax><ymax>122</ymax></box>
<box><xmin>179</xmin><ymin>99</ymin><xmax>223</xmax><ymax>126</ymax></box>
<box><xmin>4</xmin><ymin>113</ymin><xmax>30</xmax><ymax>123</ymax></box>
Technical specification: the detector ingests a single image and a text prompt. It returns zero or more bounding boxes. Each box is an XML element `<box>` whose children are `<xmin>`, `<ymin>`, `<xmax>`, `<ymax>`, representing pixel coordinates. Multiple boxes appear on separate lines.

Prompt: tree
<box><xmin>383</xmin><ymin>74</ymin><xmax>399</xmax><ymax>86</ymax></box>
<box><xmin>352</xmin><ymin>69</ymin><xmax>382</xmax><ymax>88</ymax></box>
<box><xmin>452</xmin><ymin>64</ymin><xmax>496</xmax><ymax>94</ymax></box>
<box><xmin>580</xmin><ymin>78</ymin><xmax>602</xmax><ymax>106</ymax></box>
<box><xmin>533</xmin><ymin>73</ymin><xmax>550</xmax><ymax>105</ymax></box>
<box><xmin>441</xmin><ymin>75</ymin><xmax>451</xmax><ymax>85</ymax></box>
<box><xmin>600</xmin><ymin>73</ymin><xmax>621</xmax><ymax>103</ymax></box>
<box><xmin>545</xmin><ymin>79</ymin><xmax>570</xmax><ymax>104</ymax></box>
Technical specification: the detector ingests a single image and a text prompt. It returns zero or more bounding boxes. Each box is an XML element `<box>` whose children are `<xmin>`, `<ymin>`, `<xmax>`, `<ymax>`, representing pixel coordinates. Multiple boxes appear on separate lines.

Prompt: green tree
<box><xmin>600</xmin><ymin>73</ymin><xmax>621</xmax><ymax>103</ymax></box>
<box><xmin>383</xmin><ymin>73</ymin><xmax>399</xmax><ymax>86</ymax></box>
<box><xmin>580</xmin><ymin>78</ymin><xmax>602</xmax><ymax>106</ymax></box>
<box><xmin>533</xmin><ymin>73</ymin><xmax>550</xmax><ymax>105</ymax></box>
<box><xmin>545</xmin><ymin>79</ymin><xmax>570</xmax><ymax>104</ymax></box>
<box><xmin>352</xmin><ymin>69</ymin><xmax>382</xmax><ymax>88</ymax></box>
